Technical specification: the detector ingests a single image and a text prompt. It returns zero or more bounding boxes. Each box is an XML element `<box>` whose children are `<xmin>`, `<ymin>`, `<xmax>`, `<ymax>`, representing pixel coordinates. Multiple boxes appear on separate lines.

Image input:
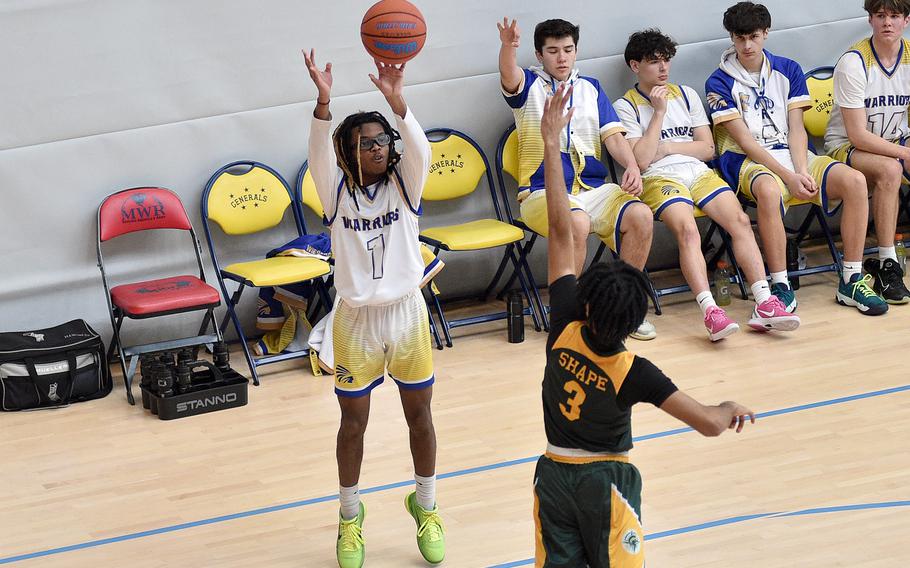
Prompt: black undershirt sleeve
<box><xmin>616</xmin><ymin>356</ymin><xmax>679</xmax><ymax>409</ymax></box>
<box><xmin>546</xmin><ymin>274</ymin><xmax>586</xmax><ymax>351</ymax></box>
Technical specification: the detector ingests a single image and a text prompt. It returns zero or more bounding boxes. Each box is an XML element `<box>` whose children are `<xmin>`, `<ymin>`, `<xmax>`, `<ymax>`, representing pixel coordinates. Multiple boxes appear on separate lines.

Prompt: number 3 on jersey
<box><xmin>559</xmin><ymin>380</ymin><xmax>586</xmax><ymax>421</ymax></box>
<box><xmin>366</xmin><ymin>234</ymin><xmax>386</xmax><ymax>280</ymax></box>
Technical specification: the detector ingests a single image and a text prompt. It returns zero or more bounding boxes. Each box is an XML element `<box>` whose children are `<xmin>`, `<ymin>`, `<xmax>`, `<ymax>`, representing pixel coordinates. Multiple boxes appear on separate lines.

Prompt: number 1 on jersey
<box><xmin>366</xmin><ymin>234</ymin><xmax>386</xmax><ymax>280</ymax></box>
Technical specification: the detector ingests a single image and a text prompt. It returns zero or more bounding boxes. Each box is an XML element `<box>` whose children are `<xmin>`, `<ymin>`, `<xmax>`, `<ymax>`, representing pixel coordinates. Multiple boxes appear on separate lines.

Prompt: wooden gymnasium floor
<box><xmin>3</xmin><ymin>269</ymin><xmax>910</xmax><ymax>567</ymax></box>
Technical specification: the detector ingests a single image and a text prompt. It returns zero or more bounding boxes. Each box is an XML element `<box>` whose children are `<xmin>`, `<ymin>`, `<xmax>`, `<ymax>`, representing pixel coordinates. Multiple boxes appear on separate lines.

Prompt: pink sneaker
<box><xmin>704</xmin><ymin>306</ymin><xmax>739</xmax><ymax>342</ymax></box>
<box><xmin>748</xmin><ymin>296</ymin><xmax>801</xmax><ymax>332</ymax></box>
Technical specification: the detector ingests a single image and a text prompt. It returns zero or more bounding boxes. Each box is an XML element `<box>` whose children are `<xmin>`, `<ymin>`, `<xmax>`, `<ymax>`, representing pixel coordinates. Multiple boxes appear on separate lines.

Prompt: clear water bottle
<box><xmin>714</xmin><ymin>261</ymin><xmax>732</xmax><ymax>306</ymax></box>
<box><xmin>896</xmin><ymin>233</ymin><xmax>906</xmax><ymax>274</ymax></box>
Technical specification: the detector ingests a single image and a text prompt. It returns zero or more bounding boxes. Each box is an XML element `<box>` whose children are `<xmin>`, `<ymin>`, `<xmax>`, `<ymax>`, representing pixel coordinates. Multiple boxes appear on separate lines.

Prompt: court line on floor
<box><xmin>486</xmin><ymin>500</ymin><xmax>910</xmax><ymax>567</ymax></box>
<box><xmin>2</xmin><ymin>383</ymin><xmax>908</xmax><ymax>565</ymax></box>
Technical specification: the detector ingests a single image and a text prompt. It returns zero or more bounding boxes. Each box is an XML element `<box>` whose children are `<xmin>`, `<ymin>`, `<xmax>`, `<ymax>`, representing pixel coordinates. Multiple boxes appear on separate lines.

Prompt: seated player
<box><xmin>616</xmin><ymin>28</ymin><xmax>799</xmax><ymax>339</ymax></box>
<box><xmin>706</xmin><ymin>2</ymin><xmax>885</xmax><ymax>315</ymax></box>
<box><xmin>534</xmin><ymin>81</ymin><xmax>755</xmax><ymax>568</ymax></box>
<box><xmin>497</xmin><ymin>17</ymin><xmax>657</xmax><ymax>340</ymax></box>
<box><xmin>825</xmin><ymin>0</ymin><xmax>910</xmax><ymax>304</ymax></box>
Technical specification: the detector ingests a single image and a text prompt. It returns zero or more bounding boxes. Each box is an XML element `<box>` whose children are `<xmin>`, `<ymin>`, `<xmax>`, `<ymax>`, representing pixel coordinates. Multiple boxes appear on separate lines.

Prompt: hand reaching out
<box><xmin>540</xmin><ymin>83</ymin><xmax>574</xmax><ymax>144</ymax></box>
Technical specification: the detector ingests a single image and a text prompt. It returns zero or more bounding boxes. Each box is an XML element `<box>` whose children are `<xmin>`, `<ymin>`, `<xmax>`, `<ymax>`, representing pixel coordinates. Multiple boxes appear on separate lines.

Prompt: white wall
<box><xmin>0</xmin><ymin>0</ymin><xmax>870</xmax><ymax>343</ymax></box>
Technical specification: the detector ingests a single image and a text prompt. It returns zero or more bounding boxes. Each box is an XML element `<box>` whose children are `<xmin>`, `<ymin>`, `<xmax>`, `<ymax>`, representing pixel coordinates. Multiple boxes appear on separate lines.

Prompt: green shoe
<box><xmin>336</xmin><ymin>503</ymin><xmax>365</xmax><ymax>568</ymax></box>
<box><xmin>770</xmin><ymin>282</ymin><xmax>798</xmax><ymax>313</ymax></box>
<box><xmin>836</xmin><ymin>273</ymin><xmax>888</xmax><ymax>316</ymax></box>
<box><xmin>404</xmin><ymin>491</ymin><xmax>445</xmax><ymax>564</ymax></box>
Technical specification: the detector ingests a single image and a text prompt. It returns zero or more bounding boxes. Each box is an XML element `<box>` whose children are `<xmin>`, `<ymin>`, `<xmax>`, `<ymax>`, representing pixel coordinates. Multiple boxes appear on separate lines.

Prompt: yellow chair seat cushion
<box><xmin>223</xmin><ymin>256</ymin><xmax>330</xmax><ymax>287</ymax></box>
<box><xmin>421</xmin><ymin>219</ymin><xmax>524</xmax><ymax>251</ymax></box>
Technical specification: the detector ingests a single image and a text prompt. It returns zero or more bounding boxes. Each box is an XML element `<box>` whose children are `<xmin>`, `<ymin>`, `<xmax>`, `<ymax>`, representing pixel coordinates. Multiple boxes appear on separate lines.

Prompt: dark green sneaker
<box><xmin>770</xmin><ymin>282</ymin><xmax>797</xmax><ymax>313</ymax></box>
<box><xmin>336</xmin><ymin>503</ymin><xmax>365</xmax><ymax>568</ymax></box>
<box><xmin>405</xmin><ymin>492</ymin><xmax>445</xmax><ymax>564</ymax></box>
<box><xmin>836</xmin><ymin>273</ymin><xmax>888</xmax><ymax>315</ymax></box>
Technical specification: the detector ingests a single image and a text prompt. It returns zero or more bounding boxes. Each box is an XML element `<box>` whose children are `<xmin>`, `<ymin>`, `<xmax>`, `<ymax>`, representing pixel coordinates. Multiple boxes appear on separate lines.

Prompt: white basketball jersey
<box><xmin>614</xmin><ymin>83</ymin><xmax>710</xmax><ymax>177</ymax></box>
<box><xmin>308</xmin><ymin>109</ymin><xmax>431</xmax><ymax>307</ymax></box>
<box><xmin>825</xmin><ymin>37</ymin><xmax>910</xmax><ymax>151</ymax></box>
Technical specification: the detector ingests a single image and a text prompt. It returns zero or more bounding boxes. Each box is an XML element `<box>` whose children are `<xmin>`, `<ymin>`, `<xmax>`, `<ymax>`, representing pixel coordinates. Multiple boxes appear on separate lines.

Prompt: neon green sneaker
<box><xmin>336</xmin><ymin>502</ymin><xmax>365</xmax><ymax>568</ymax></box>
<box><xmin>404</xmin><ymin>491</ymin><xmax>446</xmax><ymax>564</ymax></box>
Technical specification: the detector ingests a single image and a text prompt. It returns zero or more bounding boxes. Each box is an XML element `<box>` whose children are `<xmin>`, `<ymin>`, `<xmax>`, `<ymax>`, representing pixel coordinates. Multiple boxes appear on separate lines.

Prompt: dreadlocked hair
<box><xmin>331</xmin><ymin>111</ymin><xmax>402</xmax><ymax>190</ymax></box>
<box><xmin>577</xmin><ymin>260</ymin><xmax>650</xmax><ymax>347</ymax></box>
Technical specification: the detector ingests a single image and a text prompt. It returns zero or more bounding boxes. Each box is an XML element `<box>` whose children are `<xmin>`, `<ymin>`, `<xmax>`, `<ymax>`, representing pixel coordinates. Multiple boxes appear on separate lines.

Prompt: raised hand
<box><xmin>369</xmin><ymin>60</ymin><xmax>405</xmax><ymax>99</ymax></box>
<box><xmin>497</xmin><ymin>17</ymin><xmax>520</xmax><ymax>48</ymax></box>
<box><xmin>541</xmin><ymin>83</ymin><xmax>574</xmax><ymax>144</ymax></box>
<box><xmin>302</xmin><ymin>48</ymin><xmax>332</xmax><ymax>100</ymax></box>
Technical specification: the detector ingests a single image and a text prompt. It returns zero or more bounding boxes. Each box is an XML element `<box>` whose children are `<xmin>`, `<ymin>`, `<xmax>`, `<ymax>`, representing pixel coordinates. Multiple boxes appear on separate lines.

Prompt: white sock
<box><xmin>879</xmin><ymin>246</ymin><xmax>897</xmax><ymax>262</ymax></box>
<box><xmin>695</xmin><ymin>290</ymin><xmax>716</xmax><ymax>316</ymax></box>
<box><xmin>770</xmin><ymin>271</ymin><xmax>789</xmax><ymax>287</ymax></box>
<box><xmin>750</xmin><ymin>280</ymin><xmax>772</xmax><ymax>304</ymax></box>
<box><xmin>340</xmin><ymin>484</ymin><xmax>361</xmax><ymax>520</ymax></box>
<box><xmin>415</xmin><ymin>474</ymin><xmax>436</xmax><ymax>511</ymax></box>
<box><xmin>843</xmin><ymin>261</ymin><xmax>862</xmax><ymax>284</ymax></box>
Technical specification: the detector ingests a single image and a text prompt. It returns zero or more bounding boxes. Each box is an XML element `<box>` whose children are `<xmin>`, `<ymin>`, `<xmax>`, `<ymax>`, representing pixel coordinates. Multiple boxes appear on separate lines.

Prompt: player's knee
<box><xmin>404</xmin><ymin>405</ymin><xmax>434</xmax><ymax>434</ymax></box>
<box><xmin>752</xmin><ymin>182</ymin><xmax>780</xmax><ymax>210</ymax></box>
<box><xmin>728</xmin><ymin>209</ymin><xmax>752</xmax><ymax>236</ymax></box>
<box><xmin>874</xmin><ymin>158</ymin><xmax>904</xmax><ymax>189</ymax></box>
<box><xmin>623</xmin><ymin>203</ymin><xmax>653</xmax><ymax>236</ymax></box>
<box><xmin>843</xmin><ymin>169</ymin><xmax>869</xmax><ymax>201</ymax></box>
<box><xmin>571</xmin><ymin>216</ymin><xmax>590</xmax><ymax>241</ymax></box>
<box><xmin>339</xmin><ymin>411</ymin><xmax>369</xmax><ymax>438</ymax></box>
<box><xmin>675</xmin><ymin>219</ymin><xmax>701</xmax><ymax>249</ymax></box>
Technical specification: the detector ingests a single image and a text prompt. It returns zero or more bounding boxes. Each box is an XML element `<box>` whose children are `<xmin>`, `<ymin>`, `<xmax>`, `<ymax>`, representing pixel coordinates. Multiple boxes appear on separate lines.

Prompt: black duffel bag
<box><xmin>0</xmin><ymin>320</ymin><xmax>111</xmax><ymax>411</ymax></box>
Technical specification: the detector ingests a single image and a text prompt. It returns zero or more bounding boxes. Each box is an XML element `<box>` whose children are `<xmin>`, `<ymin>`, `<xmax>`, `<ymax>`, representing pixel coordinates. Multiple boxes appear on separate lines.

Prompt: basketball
<box><xmin>360</xmin><ymin>0</ymin><xmax>426</xmax><ymax>64</ymax></box>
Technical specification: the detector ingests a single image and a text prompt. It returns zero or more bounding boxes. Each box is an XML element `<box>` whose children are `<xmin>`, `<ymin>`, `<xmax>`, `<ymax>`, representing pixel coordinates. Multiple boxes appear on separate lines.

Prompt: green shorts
<box><xmin>533</xmin><ymin>453</ymin><xmax>645</xmax><ymax>568</ymax></box>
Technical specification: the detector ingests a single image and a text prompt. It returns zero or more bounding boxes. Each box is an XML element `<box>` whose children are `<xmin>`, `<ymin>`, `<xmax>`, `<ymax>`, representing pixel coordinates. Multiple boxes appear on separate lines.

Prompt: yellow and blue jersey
<box><xmin>705</xmin><ymin>47</ymin><xmax>811</xmax><ymax>188</ymax></box>
<box><xmin>826</xmin><ymin>37</ymin><xmax>910</xmax><ymax>151</ymax></box>
<box><xmin>503</xmin><ymin>67</ymin><xmax>625</xmax><ymax>200</ymax></box>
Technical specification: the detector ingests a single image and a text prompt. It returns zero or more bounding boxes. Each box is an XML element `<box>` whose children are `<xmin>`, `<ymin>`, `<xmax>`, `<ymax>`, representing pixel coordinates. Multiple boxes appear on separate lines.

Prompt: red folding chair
<box><xmin>97</xmin><ymin>187</ymin><xmax>223</xmax><ymax>404</ymax></box>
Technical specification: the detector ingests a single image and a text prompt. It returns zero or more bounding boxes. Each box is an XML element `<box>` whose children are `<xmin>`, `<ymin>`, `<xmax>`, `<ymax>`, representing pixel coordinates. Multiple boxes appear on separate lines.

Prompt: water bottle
<box><xmin>714</xmin><ymin>261</ymin><xmax>732</xmax><ymax>306</ymax></box>
<box><xmin>896</xmin><ymin>233</ymin><xmax>906</xmax><ymax>274</ymax></box>
<box><xmin>506</xmin><ymin>291</ymin><xmax>525</xmax><ymax>343</ymax></box>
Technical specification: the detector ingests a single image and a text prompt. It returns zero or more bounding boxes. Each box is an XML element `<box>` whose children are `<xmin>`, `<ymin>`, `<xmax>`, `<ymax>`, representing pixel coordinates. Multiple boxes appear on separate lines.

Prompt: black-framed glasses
<box><xmin>357</xmin><ymin>133</ymin><xmax>392</xmax><ymax>150</ymax></box>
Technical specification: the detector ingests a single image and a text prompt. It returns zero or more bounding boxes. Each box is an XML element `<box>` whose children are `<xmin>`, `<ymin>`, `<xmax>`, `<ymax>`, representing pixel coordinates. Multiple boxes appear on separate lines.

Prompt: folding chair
<box><xmin>419</xmin><ymin>127</ymin><xmax>543</xmax><ymax>347</ymax></box>
<box><xmin>201</xmin><ymin>161</ymin><xmax>332</xmax><ymax>385</ymax></box>
<box><xmin>97</xmin><ymin>187</ymin><xmax>223</xmax><ymax>404</ymax></box>
<box><xmin>294</xmin><ymin>162</ymin><xmax>445</xmax><ymax>350</ymax></box>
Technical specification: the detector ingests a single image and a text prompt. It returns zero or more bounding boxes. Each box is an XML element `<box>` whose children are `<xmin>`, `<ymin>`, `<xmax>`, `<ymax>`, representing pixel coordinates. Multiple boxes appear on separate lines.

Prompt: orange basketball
<box><xmin>360</xmin><ymin>0</ymin><xmax>426</xmax><ymax>64</ymax></box>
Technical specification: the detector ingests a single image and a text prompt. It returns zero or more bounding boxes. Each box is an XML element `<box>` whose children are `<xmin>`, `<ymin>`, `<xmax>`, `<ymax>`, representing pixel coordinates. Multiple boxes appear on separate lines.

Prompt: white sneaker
<box><xmin>629</xmin><ymin>319</ymin><xmax>656</xmax><ymax>341</ymax></box>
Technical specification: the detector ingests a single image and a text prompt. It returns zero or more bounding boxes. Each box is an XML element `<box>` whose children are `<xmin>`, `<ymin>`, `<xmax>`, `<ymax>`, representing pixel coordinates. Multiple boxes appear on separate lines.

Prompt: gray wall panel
<box><xmin>0</xmin><ymin>0</ymin><xmax>884</xmax><ymax>343</ymax></box>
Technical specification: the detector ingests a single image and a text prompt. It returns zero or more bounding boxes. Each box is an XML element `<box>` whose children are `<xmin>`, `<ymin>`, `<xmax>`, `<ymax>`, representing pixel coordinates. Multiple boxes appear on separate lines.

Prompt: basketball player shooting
<box><xmin>303</xmin><ymin>49</ymin><xmax>446</xmax><ymax>567</ymax></box>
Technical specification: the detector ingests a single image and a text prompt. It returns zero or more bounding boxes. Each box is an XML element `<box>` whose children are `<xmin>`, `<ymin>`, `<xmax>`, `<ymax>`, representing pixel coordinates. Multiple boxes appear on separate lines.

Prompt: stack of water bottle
<box><xmin>138</xmin><ymin>342</ymin><xmax>248</xmax><ymax>420</ymax></box>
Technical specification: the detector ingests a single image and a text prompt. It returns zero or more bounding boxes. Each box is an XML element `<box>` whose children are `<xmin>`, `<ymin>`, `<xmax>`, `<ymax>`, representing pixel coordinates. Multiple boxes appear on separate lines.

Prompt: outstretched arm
<box><xmin>369</xmin><ymin>60</ymin><xmax>430</xmax><ymax>203</ymax></box>
<box><xmin>497</xmin><ymin>17</ymin><xmax>524</xmax><ymax>94</ymax></box>
<box><xmin>303</xmin><ymin>48</ymin><xmax>332</xmax><ymax>121</ymax></box>
<box><xmin>659</xmin><ymin>390</ymin><xmax>755</xmax><ymax>436</ymax></box>
<box><xmin>542</xmin><ymin>84</ymin><xmax>576</xmax><ymax>285</ymax></box>
<box><xmin>302</xmin><ymin>48</ymin><xmax>337</xmax><ymax>213</ymax></box>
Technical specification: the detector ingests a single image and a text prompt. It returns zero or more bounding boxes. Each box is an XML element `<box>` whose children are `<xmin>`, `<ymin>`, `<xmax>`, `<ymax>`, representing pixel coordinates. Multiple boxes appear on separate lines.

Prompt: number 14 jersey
<box><xmin>826</xmin><ymin>37</ymin><xmax>910</xmax><ymax>152</ymax></box>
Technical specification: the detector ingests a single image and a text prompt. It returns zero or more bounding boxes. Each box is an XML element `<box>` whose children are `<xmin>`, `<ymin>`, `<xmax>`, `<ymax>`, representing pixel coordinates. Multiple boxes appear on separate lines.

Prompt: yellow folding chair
<box><xmin>419</xmin><ymin>128</ymin><xmax>543</xmax><ymax>346</ymax></box>
<box><xmin>201</xmin><ymin>161</ymin><xmax>332</xmax><ymax>385</ymax></box>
